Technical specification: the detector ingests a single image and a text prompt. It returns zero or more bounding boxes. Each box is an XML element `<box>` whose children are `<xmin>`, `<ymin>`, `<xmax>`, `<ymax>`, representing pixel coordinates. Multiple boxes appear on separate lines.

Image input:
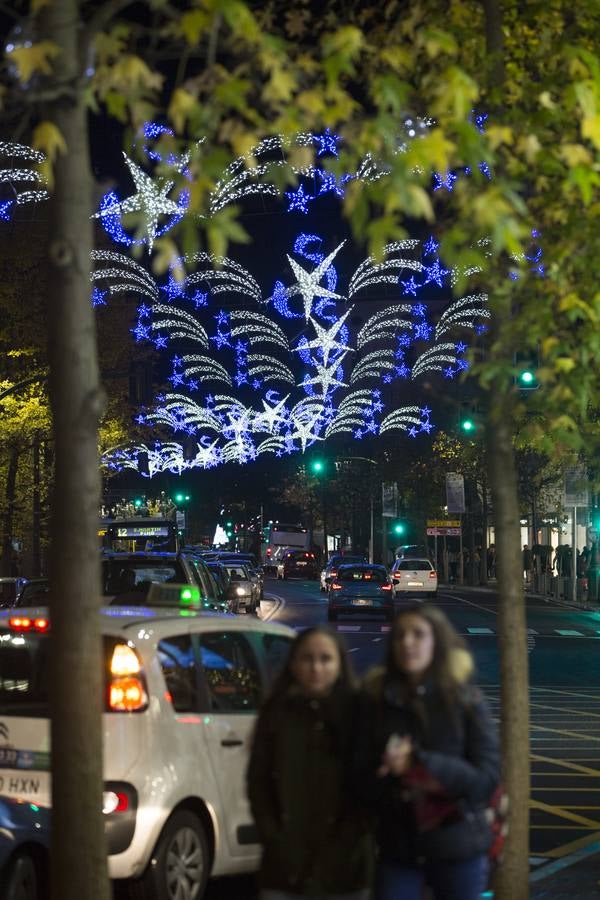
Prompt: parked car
<box><xmin>327</xmin><ymin>564</ymin><xmax>394</xmax><ymax>622</ymax></box>
<box><xmin>0</xmin><ymin>797</ymin><xmax>50</xmax><ymax>900</ymax></box>
<box><xmin>390</xmin><ymin>557</ymin><xmax>438</xmax><ymax>598</ymax></box>
<box><xmin>276</xmin><ymin>549</ymin><xmax>319</xmax><ymax>580</ymax></box>
<box><xmin>319</xmin><ymin>554</ymin><xmax>367</xmax><ymax>591</ymax></box>
<box><xmin>0</xmin><ymin>607</ymin><xmax>295</xmax><ymax>899</ymax></box>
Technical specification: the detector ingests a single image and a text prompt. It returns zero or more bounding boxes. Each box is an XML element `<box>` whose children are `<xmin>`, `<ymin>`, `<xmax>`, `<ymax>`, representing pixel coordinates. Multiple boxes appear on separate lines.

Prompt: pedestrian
<box><xmin>448</xmin><ymin>550</ymin><xmax>458</xmax><ymax>583</ymax></box>
<box><xmin>355</xmin><ymin>603</ymin><xmax>500</xmax><ymax>900</ymax></box>
<box><xmin>247</xmin><ymin>626</ymin><xmax>372</xmax><ymax>900</ymax></box>
<box><xmin>522</xmin><ymin>544</ymin><xmax>532</xmax><ymax>581</ymax></box>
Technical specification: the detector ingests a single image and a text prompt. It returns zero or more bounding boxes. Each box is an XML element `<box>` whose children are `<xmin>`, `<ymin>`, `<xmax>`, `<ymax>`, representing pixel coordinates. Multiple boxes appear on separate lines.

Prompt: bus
<box><xmin>263</xmin><ymin>522</ymin><xmax>310</xmax><ymax>569</ymax></box>
<box><xmin>99</xmin><ymin>517</ymin><xmax>179</xmax><ymax>553</ymax></box>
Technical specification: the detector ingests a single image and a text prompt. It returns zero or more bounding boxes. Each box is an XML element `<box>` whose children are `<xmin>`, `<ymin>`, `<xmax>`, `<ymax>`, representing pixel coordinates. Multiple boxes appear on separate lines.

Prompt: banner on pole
<box><xmin>382</xmin><ymin>482</ymin><xmax>398</xmax><ymax>518</ymax></box>
<box><xmin>445</xmin><ymin>473</ymin><xmax>465</xmax><ymax>514</ymax></box>
<box><xmin>564</xmin><ymin>467</ymin><xmax>588</xmax><ymax>507</ymax></box>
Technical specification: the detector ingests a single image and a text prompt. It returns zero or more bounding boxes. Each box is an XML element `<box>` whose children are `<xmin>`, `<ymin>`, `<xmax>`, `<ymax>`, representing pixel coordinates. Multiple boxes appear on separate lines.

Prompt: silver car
<box><xmin>220</xmin><ymin>563</ymin><xmax>259</xmax><ymax>614</ymax></box>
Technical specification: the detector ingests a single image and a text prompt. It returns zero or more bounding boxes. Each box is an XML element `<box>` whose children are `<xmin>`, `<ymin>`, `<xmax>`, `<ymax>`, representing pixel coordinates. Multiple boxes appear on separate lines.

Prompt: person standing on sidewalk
<box><xmin>355</xmin><ymin>604</ymin><xmax>500</xmax><ymax>900</ymax></box>
<box><xmin>247</xmin><ymin>626</ymin><xmax>372</xmax><ymax>900</ymax></box>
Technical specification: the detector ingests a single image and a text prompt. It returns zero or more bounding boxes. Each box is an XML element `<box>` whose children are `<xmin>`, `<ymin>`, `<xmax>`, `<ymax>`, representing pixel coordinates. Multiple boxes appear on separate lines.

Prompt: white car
<box><xmin>0</xmin><ymin>604</ymin><xmax>294</xmax><ymax>898</ymax></box>
<box><xmin>390</xmin><ymin>558</ymin><xmax>438</xmax><ymax>598</ymax></box>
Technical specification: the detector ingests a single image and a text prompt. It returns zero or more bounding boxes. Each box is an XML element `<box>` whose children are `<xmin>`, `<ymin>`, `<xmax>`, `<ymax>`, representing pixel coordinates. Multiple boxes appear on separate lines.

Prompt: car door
<box><xmin>197</xmin><ymin>630</ymin><xmax>262</xmax><ymax>858</ymax></box>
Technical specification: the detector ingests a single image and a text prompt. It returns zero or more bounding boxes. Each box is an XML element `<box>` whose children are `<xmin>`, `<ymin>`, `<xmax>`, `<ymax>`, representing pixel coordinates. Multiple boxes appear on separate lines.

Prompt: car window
<box><xmin>190</xmin><ymin>559</ymin><xmax>217</xmax><ymax>600</ymax></box>
<box><xmin>339</xmin><ymin>567</ymin><xmax>386</xmax><ymax>583</ymax></box>
<box><xmin>199</xmin><ymin>632</ymin><xmax>261</xmax><ymax>712</ymax></box>
<box><xmin>16</xmin><ymin>583</ymin><xmax>50</xmax><ymax>606</ymax></box>
<box><xmin>224</xmin><ymin>566</ymin><xmax>248</xmax><ymax>581</ymax></box>
<box><xmin>158</xmin><ymin>635</ymin><xmax>199</xmax><ymax>712</ymax></box>
<box><xmin>260</xmin><ymin>633</ymin><xmax>293</xmax><ymax>684</ymax></box>
<box><xmin>397</xmin><ymin>560</ymin><xmax>433</xmax><ymax>571</ymax></box>
<box><xmin>102</xmin><ymin>560</ymin><xmax>187</xmax><ymax>596</ymax></box>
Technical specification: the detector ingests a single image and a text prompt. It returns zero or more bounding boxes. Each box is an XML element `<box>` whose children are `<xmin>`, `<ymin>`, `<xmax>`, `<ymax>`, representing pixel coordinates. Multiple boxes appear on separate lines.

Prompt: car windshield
<box><xmin>224</xmin><ymin>565</ymin><xmax>248</xmax><ymax>581</ymax></box>
<box><xmin>339</xmin><ymin>567</ymin><xmax>386</xmax><ymax>583</ymax></box>
<box><xmin>102</xmin><ymin>559</ymin><xmax>188</xmax><ymax>599</ymax></box>
<box><xmin>17</xmin><ymin>582</ymin><xmax>50</xmax><ymax>606</ymax></box>
<box><xmin>397</xmin><ymin>560</ymin><xmax>433</xmax><ymax>571</ymax></box>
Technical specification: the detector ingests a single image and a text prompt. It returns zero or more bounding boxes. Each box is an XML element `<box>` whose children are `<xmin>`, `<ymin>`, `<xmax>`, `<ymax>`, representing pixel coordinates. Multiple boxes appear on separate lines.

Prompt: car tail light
<box><xmin>9</xmin><ymin>616</ymin><xmax>50</xmax><ymax>633</ymax></box>
<box><xmin>392</xmin><ymin>573</ymin><xmax>401</xmax><ymax>580</ymax></box>
<box><xmin>108</xmin><ymin>643</ymin><xmax>147</xmax><ymax>712</ymax></box>
<box><xmin>331</xmin><ymin>582</ymin><xmax>343</xmax><ymax>591</ymax></box>
<box><xmin>381</xmin><ymin>583</ymin><xmax>393</xmax><ymax>592</ymax></box>
<box><xmin>266</xmin><ymin>548</ymin><xmax>272</xmax><ymax>556</ymax></box>
<box><xmin>102</xmin><ymin>790</ymin><xmax>129</xmax><ymax>814</ymax></box>
<box><xmin>330</xmin><ymin>569</ymin><xmax>337</xmax><ymax>578</ymax></box>
<box><xmin>429</xmin><ymin>571</ymin><xmax>437</xmax><ymax>579</ymax></box>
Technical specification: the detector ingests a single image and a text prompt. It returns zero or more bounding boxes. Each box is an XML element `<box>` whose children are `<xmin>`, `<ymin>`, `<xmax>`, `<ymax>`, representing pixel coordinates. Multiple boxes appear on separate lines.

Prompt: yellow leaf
<box><xmin>32</xmin><ymin>121</ymin><xmax>67</xmax><ymax>162</ymax></box>
<box><xmin>168</xmin><ymin>88</ymin><xmax>197</xmax><ymax>134</ymax></box>
<box><xmin>180</xmin><ymin>10</ymin><xmax>210</xmax><ymax>45</ymax></box>
<box><xmin>582</xmin><ymin>114</ymin><xmax>600</xmax><ymax>150</ymax></box>
<box><xmin>559</xmin><ymin>142</ymin><xmax>593</xmax><ymax>167</ymax></box>
<box><xmin>31</xmin><ymin>0</ymin><xmax>50</xmax><ymax>11</ymax></box>
<box><xmin>7</xmin><ymin>41</ymin><xmax>59</xmax><ymax>83</ymax></box>
<box><xmin>554</xmin><ymin>357</ymin><xmax>576</xmax><ymax>374</ymax></box>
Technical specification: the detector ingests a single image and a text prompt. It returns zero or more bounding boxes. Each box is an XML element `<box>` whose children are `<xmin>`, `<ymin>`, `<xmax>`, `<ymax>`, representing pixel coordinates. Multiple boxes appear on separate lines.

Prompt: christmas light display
<box><xmin>0</xmin><ymin>141</ymin><xmax>48</xmax><ymax>220</ymax></box>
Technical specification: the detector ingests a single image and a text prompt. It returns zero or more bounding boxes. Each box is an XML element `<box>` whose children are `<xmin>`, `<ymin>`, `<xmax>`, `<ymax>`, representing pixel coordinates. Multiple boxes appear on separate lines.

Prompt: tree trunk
<box><xmin>32</xmin><ymin>434</ymin><xmax>41</xmax><ymax>576</ymax></box>
<box><xmin>480</xmin><ymin>475</ymin><xmax>489</xmax><ymax>585</ymax></box>
<box><xmin>1</xmin><ymin>446</ymin><xmax>19</xmax><ymax>576</ymax></box>
<box><xmin>40</xmin><ymin>1</ymin><xmax>109</xmax><ymax>898</ymax></box>
<box><xmin>487</xmin><ymin>412</ymin><xmax>531</xmax><ymax>900</ymax></box>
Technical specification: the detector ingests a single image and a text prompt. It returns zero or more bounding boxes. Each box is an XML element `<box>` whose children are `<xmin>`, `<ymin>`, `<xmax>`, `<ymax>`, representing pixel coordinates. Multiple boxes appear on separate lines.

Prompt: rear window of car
<box><xmin>339</xmin><ymin>567</ymin><xmax>386</xmax><ymax>583</ymax></box>
<box><xmin>0</xmin><ymin>633</ymin><xmax>122</xmax><ymax>717</ymax></box>
<box><xmin>102</xmin><ymin>559</ymin><xmax>187</xmax><ymax>598</ymax></box>
<box><xmin>329</xmin><ymin>556</ymin><xmax>364</xmax><ymax>568</ymax></box>
<box><xmin>396</xmin><ymin>560</ymin><xmax>433</xmax><ymax>571</ymax></box>
<box><xmin>16</xmin><ymin>582</ymin><xmax>50</xmax><ymax>606</ymax></box>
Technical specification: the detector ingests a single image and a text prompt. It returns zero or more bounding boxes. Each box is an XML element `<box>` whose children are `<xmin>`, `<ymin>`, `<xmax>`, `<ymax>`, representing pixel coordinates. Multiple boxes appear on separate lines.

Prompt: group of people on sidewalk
<box><xmin>247</xmin><ymin>604</ymin><xmax>500</xmax><ymax>900</ymax></box>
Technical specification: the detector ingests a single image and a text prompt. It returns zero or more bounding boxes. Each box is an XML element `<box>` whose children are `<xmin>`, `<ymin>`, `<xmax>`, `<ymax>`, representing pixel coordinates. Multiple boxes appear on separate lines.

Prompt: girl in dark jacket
<box><xmin>247</xmin><ymin>626</ymin><xmax>372</xmax><ymax>900</ymax></box>
<box><xmin>356</xmin><ymin>603</ymin><xmax>500</xmax><ymax>900</ymax></box>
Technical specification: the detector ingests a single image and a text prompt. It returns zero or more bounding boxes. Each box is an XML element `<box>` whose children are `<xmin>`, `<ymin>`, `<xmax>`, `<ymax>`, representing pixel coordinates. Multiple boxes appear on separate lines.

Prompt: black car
<box><xmin>0</xmin><ymin>798</ymin><xmax>50</xmax><ymax>899</ymax></box>
<box><xmin>277</xmin><ymin>549</ymin><xmax>319</xmax><ymax>580</ymax></box>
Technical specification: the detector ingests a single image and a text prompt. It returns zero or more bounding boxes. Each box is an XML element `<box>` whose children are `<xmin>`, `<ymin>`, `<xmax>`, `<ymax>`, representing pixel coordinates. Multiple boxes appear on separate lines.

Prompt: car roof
<box><xmin>394</xmin><ymin>558</ymin><xmax>433</xmax><ymax>565</ymax></box>
<box><xmin>0</xmin><ymin>606</ymin><xmax>295</xmax><ymax>639</ymax></box>
<box><xmin>101</xmin><ymin>552</ymin><xmax>179</xmax><ymax>561</ymax></box>
<box><xmin>339</xmin><ymin>562</ymin><xmax>385</xmax><ymax>569</ymax></box>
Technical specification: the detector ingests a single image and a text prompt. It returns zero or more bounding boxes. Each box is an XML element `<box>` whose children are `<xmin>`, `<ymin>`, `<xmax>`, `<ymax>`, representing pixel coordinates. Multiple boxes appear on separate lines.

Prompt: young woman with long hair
<box><xmin>247</xmin><ymin>626</ymin><xmax>372</xmax><ymax>900</ymax></box>
<box><xmin>356</xmin><ymin>603</ymin><xmax>500</xmax><ymax>900</ymax></box>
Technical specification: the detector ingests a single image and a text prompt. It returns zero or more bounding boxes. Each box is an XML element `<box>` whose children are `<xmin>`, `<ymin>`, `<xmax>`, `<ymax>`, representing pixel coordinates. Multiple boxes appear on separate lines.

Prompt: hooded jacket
<box><xmin>246</xmin><ymin>684</ymin><xmax>373</xmax><ymax>895</ymax></box>
<box><xmin>354</xmin><ymin>650</ymin><xmax>500</xmax><ymax>865</ymax></box>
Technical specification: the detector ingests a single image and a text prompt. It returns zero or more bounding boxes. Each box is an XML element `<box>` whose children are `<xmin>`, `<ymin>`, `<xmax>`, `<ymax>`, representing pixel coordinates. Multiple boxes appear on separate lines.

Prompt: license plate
<box><xmin>352</xmin><ymin>598</ymin><xmax>372</xmax><ymax>606</ymax></box>
<box><xmin>296</xmin><ymin>561</ymin><xmax>307</xmax><ymax>566</ymax></box>
<box><xmin>0</xmin><ymin>769</ymin><xmax>50</xmax><ymax>805</ymax></box>
<box><xmin>407</xmin><ymin>581</ymin><xmax>423</xmax><ymax>587</ymax></box>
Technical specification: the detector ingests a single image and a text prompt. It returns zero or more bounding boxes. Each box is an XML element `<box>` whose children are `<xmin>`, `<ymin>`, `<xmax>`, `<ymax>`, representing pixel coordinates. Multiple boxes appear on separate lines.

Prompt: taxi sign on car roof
<box><xmin>146</xmin><ymin>583</ymin><xmax>201</xmax><ymax>608</ymax></box>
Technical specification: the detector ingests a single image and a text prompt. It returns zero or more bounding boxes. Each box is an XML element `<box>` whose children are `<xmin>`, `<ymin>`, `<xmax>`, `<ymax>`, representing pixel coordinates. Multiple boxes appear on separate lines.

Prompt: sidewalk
<box><xmin>442</xmin><ymin>579</ymin><xmax>597</xmax><ymax>612</ymax></box>
<box><xmin>530</xmin><ymin>842</ymin><xmax>600</xmax><ymax>898</ymax></box>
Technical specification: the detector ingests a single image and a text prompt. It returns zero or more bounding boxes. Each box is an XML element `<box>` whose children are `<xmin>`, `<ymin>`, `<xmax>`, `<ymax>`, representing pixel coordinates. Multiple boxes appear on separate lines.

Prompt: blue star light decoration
<box><xmin>314</xmin><ymin>128</ymin><xmax>340</xmax><ymax>156</ymax></box>
<box><xmin>285</xmin><ymin>184</ymin><xmax>312</xmax><ymax>214</ymax></box>
<box><xmin>400</xmin><ymin>276</ymin><xmax>420</xmax><ymax>297</ymax></box>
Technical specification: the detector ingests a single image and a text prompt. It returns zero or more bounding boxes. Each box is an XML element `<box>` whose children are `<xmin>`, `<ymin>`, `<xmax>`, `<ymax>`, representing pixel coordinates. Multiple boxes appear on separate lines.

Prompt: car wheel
<box><xmin>3</xmin><ymin>851</ymin><xmax>40</xmax><ymax>900</ymax></box>
<box><xmin>138</xmin><ymin>809</ymin><xmax>209</xmax><ymax>900</ymax></box>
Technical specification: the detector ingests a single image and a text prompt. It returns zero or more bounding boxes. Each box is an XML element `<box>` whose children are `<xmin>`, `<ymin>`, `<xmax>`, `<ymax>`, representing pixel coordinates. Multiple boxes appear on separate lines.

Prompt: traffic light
<box><xmin>514</xmin><ymin>351</ymin><xmax>540</xmax><ymax>390</ymax></box>
<box><xmin>133</xmin><ymin>497</ymin><xmax>143</xmax><ymax>509</ymax></box>
<box><xmin>392</xmin><ymin>522</ymin><xmax>406</xmax><ymax>536</ymax></box>
<box><xmin>226</xmin><ymin>520</ymin><xmax>233</xmax><ymax>537</ymax></box>
<box><xmin>460</xmin><ymin>416</ymin><xmax>476</xmax><ymax>434</ymax></box>
<box><xmin>173</xmin><ymin>492</ymin><xmax>191</xmax><ymax>505</ymax></box>
<box><xmin>458</xmin><ymin>401</ymin><xmax>480</xmax><ymax>435</ymax></box>
<box><xmin>310</xmin><ymin>458</ymin><xmax>326</xmax><ymax>475</ymax></box>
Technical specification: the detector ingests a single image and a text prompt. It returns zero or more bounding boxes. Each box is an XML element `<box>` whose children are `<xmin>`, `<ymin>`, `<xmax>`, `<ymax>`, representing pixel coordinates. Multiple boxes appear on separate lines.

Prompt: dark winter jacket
<box><xmin>355</xmin><ymin>659</ymin><xmax>500</xmax><ymax>865</ymax></box>
<box><xmin>246</xmin><ymin>684</ymin><xmax>373</xmax><ymax>895</ymax></box>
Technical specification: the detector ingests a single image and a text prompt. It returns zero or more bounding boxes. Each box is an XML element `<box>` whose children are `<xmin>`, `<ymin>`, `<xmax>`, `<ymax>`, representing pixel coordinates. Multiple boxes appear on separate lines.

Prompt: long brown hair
<box><xmin>384</xmin><ymin>603</ymin><xmax>474</xmax><ymax>708</ymax></box>
<box><xmin>267</xmin><ymin>625</ymin><xmax>356</xmax><ymax>705</ymax></box>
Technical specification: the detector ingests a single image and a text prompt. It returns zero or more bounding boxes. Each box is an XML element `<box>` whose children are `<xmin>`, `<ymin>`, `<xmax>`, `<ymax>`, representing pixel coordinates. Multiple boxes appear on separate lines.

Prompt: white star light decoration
<box><xmin>94</xmin><ymin>154</ymin><xmax>186</xmax><ymax>252</ymax></box>
<box><xmin>286</xmin><ymin>241</ymin><xmax>346</xmax><ymax>320</ymax></box>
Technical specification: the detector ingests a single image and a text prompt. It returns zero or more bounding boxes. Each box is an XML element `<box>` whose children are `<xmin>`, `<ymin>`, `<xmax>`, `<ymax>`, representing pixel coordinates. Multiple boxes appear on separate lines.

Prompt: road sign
<box><xmin>427</xmin><ymin>519</ymin><xmax>461</xmax><ymax>528</ymax></box>
<box><xmin>446</xmin><ymin>473</ymin><xmax>465</xmax><ymax>514</ymax></box>
<box><xmin>427</xmin><ymin>527</ymin><xmax>462</xmax><ymax>536</ymax></box>
<box><xmin>564</xmin><ymin>467</ymin><xmax>588</xmax><ymax>507</ymax></box>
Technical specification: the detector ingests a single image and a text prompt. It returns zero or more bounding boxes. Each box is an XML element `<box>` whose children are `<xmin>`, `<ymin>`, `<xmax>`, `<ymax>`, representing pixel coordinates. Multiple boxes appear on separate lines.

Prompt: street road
<box><xmin>205</xmin><ymin>577</ymin><xmax>600</xmax><ymax>898</ymax></box>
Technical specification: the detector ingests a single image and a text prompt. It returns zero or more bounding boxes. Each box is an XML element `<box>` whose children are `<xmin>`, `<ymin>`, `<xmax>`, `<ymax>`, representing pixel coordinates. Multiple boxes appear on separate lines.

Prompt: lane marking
<box><xmin>544</xmin><ymin>830</ymin><xmax>600</xmax><ymax>859</ymax></box>
<box><xmin>372</xmin><ymin>638</ymin><xmax>383</xmax><ymax>642</ymax></box>
<box><xmin>530</xmin><ymin>836</ymin><xmax>600</xmax><ymax>878</ymax></box>
<box><xmin>530</xmin><ymin>687</ymin><xmax>600</xmax><ymax>702</ymax></box>
<box><xmin>555</xmin><ymin>629</ymin><xmax>585</xmax><ymax>636</ymax></box>
<box><xmin>531</xmin><ymin>723</ymin><xmax>600</xmax><ymax>743</ymax></box>
<box><xmin>467</xmin><ymin>626</ymin><xmax>494</xmax><ymax>634</ymax></box>
<box><xmin>530</xmin><ymin>800</ymin><xmax>600</xmax><ymax>828</ymax></box>
<box><xmin>347</xmin><ymin>647</ymin><xmax>360</xmax><ymax>653</ymax></box>
<box><xmin>337</xmin><ymin>625</ymin><xmax>361</xmax><ymax>632</ymax></box>
<box><xmin>529</xmin><ymin>701</ymin><xmax>600</xmax><ymax>721</ymax></box>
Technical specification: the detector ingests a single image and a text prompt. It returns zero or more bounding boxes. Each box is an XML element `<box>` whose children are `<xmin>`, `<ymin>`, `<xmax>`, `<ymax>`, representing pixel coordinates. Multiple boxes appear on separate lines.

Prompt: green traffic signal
<box><xmin>461</xmin><ymin>418</ymin><xmax>476</xmax><ymax>433</ymax></box>
<box><xmin>174</xmin><ymin>492</ymin><xmax>185</xmax><ymax>504</ymax></box>
<box><xmin>517</xmin><ymin>368</ymin><xmax>539</xmax><ymax>389</ymax></box>
<box><xmin>311</xmin><ymin>459</ymin><xmax>325</xmax><ymax>475</ymax></box>
<box><xmin>393</xmin><ymin>522</ymin><xmax>406</xmax><ymax>536</ymax></box>
<box><xmin>134</xmin><ymin>497</ymin><xmax>143</xmax><ymax>508</ymax></box>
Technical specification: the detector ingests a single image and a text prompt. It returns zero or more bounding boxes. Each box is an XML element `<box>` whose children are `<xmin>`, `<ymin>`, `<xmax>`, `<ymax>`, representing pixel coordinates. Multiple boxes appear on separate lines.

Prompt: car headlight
<box><xmin>236</xmin><ymin>586</ymin><xmax>249</xmax><ymax>596</ymax></box>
